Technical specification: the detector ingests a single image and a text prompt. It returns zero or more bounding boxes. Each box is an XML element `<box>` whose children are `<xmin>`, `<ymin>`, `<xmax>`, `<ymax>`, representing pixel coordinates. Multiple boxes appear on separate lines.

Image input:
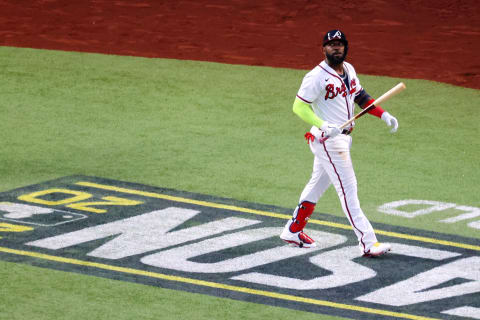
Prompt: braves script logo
<box><xmin>350</xmin><ymin>78</ymin><xmax>357</xmax><ymax>94</ymax></box>
<box><xmin>325</xmin><ymin>83</ymin><xmax>347</xmax><ymax>100</ymax></box>
<box><xmin>324</xmin><ymin>79</ymin><xmax>357</xmax><ymax>100</ymax></box>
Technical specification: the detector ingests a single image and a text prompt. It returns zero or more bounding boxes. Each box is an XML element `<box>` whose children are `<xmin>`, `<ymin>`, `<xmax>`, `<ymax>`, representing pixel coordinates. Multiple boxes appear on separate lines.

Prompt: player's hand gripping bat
<box><xmin>319</xmin><ymin>82</ymin><xmax>406</xmax><ymax>143</ymax></box>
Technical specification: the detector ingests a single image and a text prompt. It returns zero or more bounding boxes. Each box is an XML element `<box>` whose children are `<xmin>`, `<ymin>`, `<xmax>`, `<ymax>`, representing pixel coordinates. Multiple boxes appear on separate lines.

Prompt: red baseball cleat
<box><xmin>280</xmin><ymin>219</ymin><xmax>317</xmax><ymax>248</ymax></box>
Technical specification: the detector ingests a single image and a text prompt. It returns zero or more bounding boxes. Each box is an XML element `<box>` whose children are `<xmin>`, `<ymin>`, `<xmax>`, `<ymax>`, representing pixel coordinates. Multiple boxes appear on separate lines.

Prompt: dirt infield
<box><xmin>1</xmin><ymin>0</ymin><xmax>479</xmax><ymax>89</ymax></box>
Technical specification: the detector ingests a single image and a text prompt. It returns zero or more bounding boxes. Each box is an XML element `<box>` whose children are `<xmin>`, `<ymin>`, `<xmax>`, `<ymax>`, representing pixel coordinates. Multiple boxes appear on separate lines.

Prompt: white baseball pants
<box><xmin>299</xmin><ymin>133</ymin><xmax>377</xmax><ymax>252</ymax></box>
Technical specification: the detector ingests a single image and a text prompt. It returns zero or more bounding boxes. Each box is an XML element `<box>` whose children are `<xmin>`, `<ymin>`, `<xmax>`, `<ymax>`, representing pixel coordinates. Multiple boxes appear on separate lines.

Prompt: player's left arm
<box><xmin>354</xmin><ymin>88</ymin><xmax>399</xmax><ymax>133</ymax></box>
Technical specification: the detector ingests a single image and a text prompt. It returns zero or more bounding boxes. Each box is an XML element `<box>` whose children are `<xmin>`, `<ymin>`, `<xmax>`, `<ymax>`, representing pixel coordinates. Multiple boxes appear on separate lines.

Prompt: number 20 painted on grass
<box><xmin>18</xmin><ymin>188</ymin><xmax>143</xmax><ymax>214</ymax></box>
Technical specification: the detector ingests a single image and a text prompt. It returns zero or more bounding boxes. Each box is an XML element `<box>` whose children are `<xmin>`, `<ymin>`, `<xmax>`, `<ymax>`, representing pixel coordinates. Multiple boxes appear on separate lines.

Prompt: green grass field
<box><xmin>0</xmin><ymin>46</ymin><xmax>478</xmax><ymax>319</ymax></box>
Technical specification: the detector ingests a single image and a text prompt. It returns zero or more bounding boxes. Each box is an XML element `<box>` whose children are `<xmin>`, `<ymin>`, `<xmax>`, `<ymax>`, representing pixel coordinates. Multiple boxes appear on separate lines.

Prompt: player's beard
<box><xmin>326</xmin><ymin>51</ymin><xmax>346</xmax><ymax>66</ymax></box>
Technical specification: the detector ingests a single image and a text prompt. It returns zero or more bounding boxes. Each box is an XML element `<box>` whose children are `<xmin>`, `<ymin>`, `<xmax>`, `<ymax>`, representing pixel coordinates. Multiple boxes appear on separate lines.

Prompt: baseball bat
<box><xmin>319</xmin><ymin>82</ymin><xmax>406</xmax><ymax>143</ymax></box>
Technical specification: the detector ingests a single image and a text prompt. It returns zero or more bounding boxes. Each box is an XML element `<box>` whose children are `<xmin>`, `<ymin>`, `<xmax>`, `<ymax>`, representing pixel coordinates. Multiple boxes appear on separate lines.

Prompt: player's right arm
<box><xmin>293</xmin><ymin>68</ymin><xmax>342</xmax><ymax>138</ymax></box>
<box><xmin>292</xmin><ymin>97</ymin><xmax>341</xmax><ymax>138</ymax></box>
<box><xmin>292</xmin><ymin>97</ymin><xmax>325</xmax><ymax>128</ymax></box>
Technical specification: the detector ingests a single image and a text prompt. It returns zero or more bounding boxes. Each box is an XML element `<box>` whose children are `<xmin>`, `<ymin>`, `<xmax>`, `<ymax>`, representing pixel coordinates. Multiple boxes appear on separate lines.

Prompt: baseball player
<box><xmin>280</xmin><ymin>29</ymin><xmax>398</xmax><ymax>257</ymax></box>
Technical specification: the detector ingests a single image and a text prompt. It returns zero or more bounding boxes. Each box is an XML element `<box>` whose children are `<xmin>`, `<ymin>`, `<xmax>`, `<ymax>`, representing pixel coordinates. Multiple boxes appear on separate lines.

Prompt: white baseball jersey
<box><xmin>296</xmin><ymin>60</ymin><xmax>362</xmax><ymax>136</ymax></box>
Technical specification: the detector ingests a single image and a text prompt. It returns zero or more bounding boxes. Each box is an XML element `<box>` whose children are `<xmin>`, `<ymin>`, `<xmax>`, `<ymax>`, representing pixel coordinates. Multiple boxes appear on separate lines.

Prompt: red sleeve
<box><xmin>365</xmin><ymin>98</ymin><xmax>385</xmax><ymax>118</ymax></box>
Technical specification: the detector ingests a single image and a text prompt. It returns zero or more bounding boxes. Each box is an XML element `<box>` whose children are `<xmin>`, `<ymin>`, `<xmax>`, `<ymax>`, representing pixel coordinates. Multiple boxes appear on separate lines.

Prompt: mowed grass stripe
<box><xmin>0</xmin><ymin>246</ymin><xmax>439</xmax><ymax>320</ymax></box>
<box><xmin>76</xmin><ymin>181</ymin><xmax>480</xmax><ymax>251</ymax></box>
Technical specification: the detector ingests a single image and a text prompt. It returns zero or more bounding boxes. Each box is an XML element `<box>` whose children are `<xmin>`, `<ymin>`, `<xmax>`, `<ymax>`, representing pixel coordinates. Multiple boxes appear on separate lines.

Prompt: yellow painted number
<box><xmin>67</xmin><ymin>196</ymin><xmax>142</xmax><ymax>214</ymax></box>
<box><xmin>0</xmin><ymin>223</ymin><xmax>34</xmax><ymax>239</ymax></box>
<box><xmin>18</xmin><ymin>188</ymin><xmax>143</xmax><ymax>214</ymax></box>
<box><xmin>0</xmin><ymin>223</ymin><xmax>33</xmax><ymax>232</ymax></box>
<box><xmin>18</xmin><ymin>189</ymin><xmax>91</xmax><ymax>205</ymax></box>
